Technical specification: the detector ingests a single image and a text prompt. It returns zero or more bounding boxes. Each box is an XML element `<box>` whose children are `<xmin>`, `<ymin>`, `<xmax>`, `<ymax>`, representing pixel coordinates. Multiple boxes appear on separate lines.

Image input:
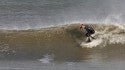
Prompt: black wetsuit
<box><xmin>84</xmin><ymin>26</ymin><xmax>95</xmax><ymax>37</ymax></box>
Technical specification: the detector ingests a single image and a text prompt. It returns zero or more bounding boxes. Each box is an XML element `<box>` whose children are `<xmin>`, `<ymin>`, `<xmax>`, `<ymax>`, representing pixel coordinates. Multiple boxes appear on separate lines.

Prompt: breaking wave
<box><xmin>0</xmin><ymin>23</ymin><xmax>125</xmax><ymax>61</ymax></box>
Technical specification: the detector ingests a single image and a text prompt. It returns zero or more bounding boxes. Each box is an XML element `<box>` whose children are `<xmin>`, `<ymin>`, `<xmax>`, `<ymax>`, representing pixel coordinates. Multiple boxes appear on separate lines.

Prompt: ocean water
<box><xmin>0</xmin><ymin>0</ymin><xmax>125</xmax><ymax>29</ymax></box>
<box><xmin>0</xmin><ymin>0</ymin><xmax>125</xmax><ymax>70</ymax></box>
<box><xmin>0</xmin><ymin>23</ymin><xmax>125</xmax><ymax>70</ymax></box>
<box><xmin>1</xmin><ymin>60</ymin><xmax>125</xmax><ymax>70</ymax></box>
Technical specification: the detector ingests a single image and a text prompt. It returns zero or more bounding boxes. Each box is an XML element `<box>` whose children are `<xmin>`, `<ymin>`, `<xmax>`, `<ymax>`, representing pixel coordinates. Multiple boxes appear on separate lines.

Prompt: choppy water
<box><xmin>0</xmin><ymin>0</ymin><xmax>125</xmax><ymax>29</ymax></box>
<box><xmin>1</xmin><ymin>60</ymin><xmax>125</xmax><ymax>70</ymax></box>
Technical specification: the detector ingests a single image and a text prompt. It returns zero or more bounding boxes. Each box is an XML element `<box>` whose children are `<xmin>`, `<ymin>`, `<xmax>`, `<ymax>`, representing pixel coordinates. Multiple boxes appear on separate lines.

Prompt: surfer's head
<box><xmin>81</xmin><ymin>23</ymin><xmax>86</xmax><ymax>26</ymax></box>
<box><xmin>81</xmin><ymin>24</ymin><xmax>84</xmax><ymax>26</ymax></box>
<box><xmin>81</xmin><ymin>24</ymin><xmax>86</xmax><ymax>27</ymax></box>
<box><xmin>80</xmin><ymin>24</ymin><xmax>86</xmax><ymax>29</ymax></box>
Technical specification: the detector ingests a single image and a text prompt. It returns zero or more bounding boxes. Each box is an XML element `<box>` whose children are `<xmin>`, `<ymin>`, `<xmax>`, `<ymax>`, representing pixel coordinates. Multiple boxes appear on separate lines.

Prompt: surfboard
<box><xmin>80</xmin><ymin>38</ymin><xmax>102</xmax><ymax>48</ymax></box>
<box><xmin>86</xmin><ymin>36</ymin><xmax>95</xmax><ymax>43</ymax></box>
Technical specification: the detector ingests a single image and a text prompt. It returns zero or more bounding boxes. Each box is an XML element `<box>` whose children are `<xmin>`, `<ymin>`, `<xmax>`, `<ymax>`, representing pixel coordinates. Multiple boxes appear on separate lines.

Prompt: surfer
<box><xmin>80</xmin><ymin>24</ymin><xmax>95</xmax><ymax>42</ymax></box>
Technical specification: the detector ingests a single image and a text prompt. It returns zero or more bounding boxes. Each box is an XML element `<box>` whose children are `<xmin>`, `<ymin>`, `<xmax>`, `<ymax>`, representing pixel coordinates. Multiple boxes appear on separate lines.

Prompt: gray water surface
<box><xmin>0</xmin><ymin>0</ymin><xmax>125</xmax><ymax>29</ymax></box>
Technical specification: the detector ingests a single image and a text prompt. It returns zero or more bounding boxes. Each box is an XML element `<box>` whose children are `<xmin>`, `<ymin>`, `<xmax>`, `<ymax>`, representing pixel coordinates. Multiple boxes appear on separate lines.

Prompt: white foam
<box><xmin>114</xmin><ymin>23</ymin><xmax>125</xmax><ymax>30</ymax></box>
<box><xmin>78</xmin><ymin>23</ymin><xmax>125</xmax><ymax>48</ymax></box>
<box><xmin>110</xmin><ymin>35</ymin><xmax>125</xmax><ymax>44</ymax></box>
<box><xmin>80</xmin><ymin>25</ymin><xmax>125</xmax><ymax>48</ymax></box>
<box><xmin>39</xmin><ymin>54</ymin><xmax>53</xmax><ymax>63</ymax></box>
<box><xmin>80</xmin><ymin>39</ymin><xmax>103</xmax><ymax>48</ymax></box>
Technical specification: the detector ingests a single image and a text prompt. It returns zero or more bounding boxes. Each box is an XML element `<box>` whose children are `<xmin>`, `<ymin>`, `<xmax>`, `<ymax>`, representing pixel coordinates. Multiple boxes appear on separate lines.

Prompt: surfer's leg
<box><xmin>86</xmin><ymin>37</ymin><xmax>91</xmax><ymax>42</ymax></box>
<box><xmin>85</xmin><ymin>33</ymin><xmax>90</xmax><ymax>37</ymax></box>
<box><xmin>90</xmin><ymin>35</ymin><xmax>95</xmax><ymax>39</ymax></box>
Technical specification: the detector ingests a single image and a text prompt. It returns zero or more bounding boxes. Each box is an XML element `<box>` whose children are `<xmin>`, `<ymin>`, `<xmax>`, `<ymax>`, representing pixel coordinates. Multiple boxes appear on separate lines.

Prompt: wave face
<box><xmin>0</xmin><ymin>23</ymin><xmax>125</xmax><ymax>61</ymax></box>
